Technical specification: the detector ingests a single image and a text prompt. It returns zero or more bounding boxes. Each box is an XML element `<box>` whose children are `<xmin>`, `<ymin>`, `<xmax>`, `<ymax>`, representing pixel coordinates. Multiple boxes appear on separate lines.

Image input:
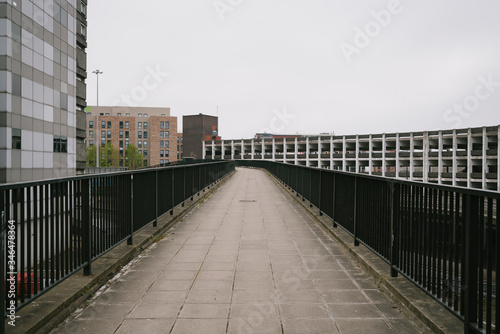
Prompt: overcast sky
<box><xmin>87</xmin><ymin>0</ymin><xmax>500</xmax><ymax>139</ymax></box>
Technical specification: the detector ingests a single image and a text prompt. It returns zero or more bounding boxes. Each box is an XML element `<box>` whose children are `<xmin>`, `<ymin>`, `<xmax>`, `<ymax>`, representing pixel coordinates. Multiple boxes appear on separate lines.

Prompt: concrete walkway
<box><xmin>51</xmin><ymin>168</ymin><xmax>425</xmax><ymax>334</ymax></box>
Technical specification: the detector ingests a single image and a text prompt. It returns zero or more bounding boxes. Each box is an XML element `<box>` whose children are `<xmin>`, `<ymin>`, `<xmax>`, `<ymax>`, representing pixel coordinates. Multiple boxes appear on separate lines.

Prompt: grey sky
<box><xmin>87</xmin><ymin>0</ymin><xmax>500</xmax><ymax>139</ymax></box>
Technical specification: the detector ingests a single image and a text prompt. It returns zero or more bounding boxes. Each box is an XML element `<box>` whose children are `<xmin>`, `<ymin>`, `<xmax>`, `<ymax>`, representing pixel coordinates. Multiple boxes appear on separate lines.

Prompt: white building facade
<box><xmin>203</xmin><ymin>125</ymin><xmax>500</xmax><ymax>191</ymax></box>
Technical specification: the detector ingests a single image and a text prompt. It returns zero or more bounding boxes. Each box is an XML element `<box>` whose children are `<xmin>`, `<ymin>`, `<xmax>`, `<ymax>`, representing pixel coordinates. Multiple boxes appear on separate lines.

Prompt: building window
<box><xmin>119</xmin><ymin>140</ymin><xmax>123</xmax><ymax>148</ymax></box>
<box><xmin>60</xmin><ymin>93</ymin><xmax>68</xmax><ymax>110</ymax></box>
<box><xmin>89</xmin><ymin>140</ymin><xmax>93</xmax><ymax>145</ymax></box>
<box><xmin>12</xmin><ymin>74</ymin><xmax>21</xmax><ymax>96</ymax></box>
<box><xmin>138</xmin><ymin>140</ymin><xmax>142</xmax><ymax>148</ymax></box>
<box><xmin>105</xmin><ymin>113</ymin><xmax>110</xmax><ymax>116</ymax></box>
<box><xmin>126</xmin><ymin>113</ymin><xmax>130</xmax><ymax>116</ymax></box>
<box><xmin>125</xmin><ymin>131</ymin><xmax>129</xmax><ymax>138</ymax></box>
<box><xmin>160</xmin><ymin>150</ymin><xmax>164</xmax><ymax>157</ymax></box>
<box><xmin>119</xmin><ymin>131</ymin><xmax>123</xmax><ymax>138</ymax></box>
<box><xmin>107</xmin><ymin>121</ymin><xmax>111</xmax><ymax>128</ymax></box>
<box><xmin>160</xmin><ymin>159</ymin><xmax>164</xmax><ymax>164</ymax></box>
<box><xmin>165</xmin><ymin>122</ymin><xmax>169</xmax><ymax>129</ymax></box>
<box><xmin>80</xmin><ymin>23</ymin><xmax>87</xmax><ymax>37</ymax></box>
<box><xmin>138</xmin><ymin>131</ymin><xmax>142</xmax><ymax>139</ymax></box>
<box><xmin>165</xmin><ymin>150</ymin><xmax>169</xmax><ymax>157</ymax></box>
<box><xmin>138</xmin><ymin>122</ymin><xmax>142</xmax><ymax>129</ymax></box>
<box><xmin>12</xmin><ymin>22</ymin><xmax>21</xmax><ymax>43</ymax></box>
<box><xmin>107</xmin><ymin>130</ymin><xmax>111</xmax><ymax>138</ymax></box>
<box><xmin>161</xmin><ymin>114</ymin><xmax>165</xmax><ymax>116</ymax></box>
<box><xmin>165</xmin><ymin>131</ymin><xmax>169</xmax><ymax>138</ymax></box>
<box><xmin>143</xmin><ymin>131</ymin><xmax>148</xmax><ymax>139</ymax></box>
<box><xmin>143</xmin><ymin>150</ymin><xmax>148</xmax><ymax>157</ymax></box>
<box><xmin>138</xmin><ymin>113</ymin><xmax>142</xmax><ymax>117</ymax></box>
<box><xmin>117</xmin><ymin>113</ymin><xmax>122</xmax><ymax>116</ymax></box>
<box><xmin>12</xmin><ymin>128</ymin><xmax>21</xmax><ymax>149</ymax></box>
<box><xmin>165</xmin><ymin>141</ymin><xmax>169</xmax><ymax>148</ymax></box>
<box><xmin>160</xmin><ymin>141</ymin><xmax>164</xmax><ymax>148</ymax></box>
<box><xmin>160</xmin><ymin>122</ymin><xmax>164</xmax><ymax>129</ymax></box>
<box><xmin>89</xmin><ymin>130</ymin><xmax>93</xmax><ymax>138</ymax></box>
<box><xmin>119</xmin><ymin>159</ymin><xmax>123</xmax><ymax>166</ymax></box>
<box><xmin>144</xmin><ymin>122</ymin><xmax>148</xmax><ymax>129</ymax></box>
<box><xmin>101</xmin><ymin>131</ymin><xmax>105</xmax><ymax>141</ymax></box>
<box><xmin>119</xmin><ymin>121</ymin><xmax>123</xmax><ymax>129</ymax></box>
<box><xmin>101</xmin><ymin>121</ymin><xmax>105</xmax><ymax>129</ymax></box>
<box><xmin>89</xmin><ymin>121</ymin><xmax>94</xmax><ymax>128</ymax></box>
<box><xmin>160</xmin><ymin>132</ymin><xmax>164</xmax><ymax>139</ymax></box>
<box><xmin>144</xmin><ymin>113</ymin><xmax>148</xmax><ymax>117</ymax></box>
<box><xmin>125</xmin><ymin>121</ymin><xmax>129</xmax><ymax>129</ymax></box>
<box><xmin>53</xmin><ymin>136</ymin><xmax>68</xmax><ymax>153</ymax></box>
<box><xmin>143</xmin><ymin>141</ymin><xmax>148</xmax><ymax>148</ymax></box>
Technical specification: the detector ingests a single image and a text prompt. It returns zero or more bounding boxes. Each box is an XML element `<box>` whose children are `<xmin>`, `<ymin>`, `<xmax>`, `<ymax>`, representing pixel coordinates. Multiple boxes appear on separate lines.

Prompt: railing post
<box><xmin>390</xmin><ymin>182</ymin><xmax>399</xmax><ymax>277</ymax></box>
<box><xmin>127</xmin><ymin>175</ymin><xmax>134</xmax><ymax>245</ymax></box>
<box><xmin>191</xmin><ymin>166</ymin><xmax>194</xmax><ymax>201</ymax></box>
<box><xmin>170</xmin><ymin>170</ymin><xmax>174</xmax><ymax>215</ymax></box>
<box><xmin>154</xmin><ymin>170</ymin><xmax>158</xmax><ymax>227</ymax></box>
<box><xmin>182</xmin><ymin>168</ymin><xmax>185</xmax><ymax>207</ymax></box>
<box><xmin>83</xmin><ymin>179</ymin><xmax>92</xmax><ymax>276</ymax></box>
<box><xmin>353</xmin><ymin>176</ymin><xmax>359</xmax><ymax>246</ymax></box>
<box><xmin>318</xmin><ymin>170</ymin><xmax>323</xmax><ymax>216</ymax></box>
<box><xmin>463</xmin><ymin>194</ymin><xmax>479</xmax><ymax>334</ymax></box>
<box><xmin>332</xmin><ymin>173</ymin><xmax>337</xmax><ymax>228</ymax></box>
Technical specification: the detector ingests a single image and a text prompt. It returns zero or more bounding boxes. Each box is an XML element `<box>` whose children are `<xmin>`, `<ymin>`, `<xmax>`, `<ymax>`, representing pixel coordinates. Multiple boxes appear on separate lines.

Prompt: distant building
<box><xmin>255</xmin><ymin>133</ymin><xmax>302</xmax><ymax>140</ymax></box>
<box><xmin>204</xmin><ymin>125</ymin><xmax>500</xmax><ymax>191</ymax></box>
<box><xmin>0</xmin><ymin>1</ymin><xmax>88</xmax><ymax>183</ymax></box>
<box><xmin>183</xmin><ymin>114</ymin><xmax>218</xmax><ymax>159</ymax></box>
<box><xmin>176</xmin><ymin>133</ymin><xmax>183</xmax><ymax>160</ymax></box>
<box><xmin>85</xmin><ymin>106</ymin><xmax>181</xmax><ymax>167</ymax></box>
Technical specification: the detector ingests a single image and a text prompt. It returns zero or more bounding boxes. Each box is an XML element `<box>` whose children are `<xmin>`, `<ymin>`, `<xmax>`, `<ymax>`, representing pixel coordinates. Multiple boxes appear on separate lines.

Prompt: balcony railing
<box><xmin>0</xmin><ymin>161</ymin><xmax>234</xmax><ymax>323</ymax></box>
<box><xmin>236</xmin><ymin>160</ymin><xmax>499</xmax><ymax>334</ymax></box>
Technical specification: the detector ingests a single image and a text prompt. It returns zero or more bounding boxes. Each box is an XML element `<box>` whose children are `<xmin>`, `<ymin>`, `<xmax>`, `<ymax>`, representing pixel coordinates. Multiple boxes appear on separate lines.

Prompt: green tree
<box><xmin>101</xmin><ymin>142</ymin><xmax>120</xmax><ymax>167</ymax></box>
<box><xmin>125</xmin><ymin>144</ymin><xmax>143</xmax><ymax>170</ymax></box>
<box><xmin>86</xmin><ymin>145</ymin><xmax>97</xmax><ymax>167</ymax></box>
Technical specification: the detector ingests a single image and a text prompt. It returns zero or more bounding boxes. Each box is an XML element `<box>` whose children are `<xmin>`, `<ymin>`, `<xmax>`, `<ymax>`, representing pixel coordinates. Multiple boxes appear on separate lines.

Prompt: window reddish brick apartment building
<box><xmin>85</xmin><ymin>106</ymin><xmax>181</xmax><ymax>167</ymax></box>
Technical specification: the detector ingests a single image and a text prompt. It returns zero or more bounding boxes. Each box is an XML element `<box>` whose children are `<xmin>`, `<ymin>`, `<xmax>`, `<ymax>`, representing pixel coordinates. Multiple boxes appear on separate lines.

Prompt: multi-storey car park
<box><xmin>203</xmin><ymin>125</ymin><xmax>500</xmax><ymax>191</ymax></box>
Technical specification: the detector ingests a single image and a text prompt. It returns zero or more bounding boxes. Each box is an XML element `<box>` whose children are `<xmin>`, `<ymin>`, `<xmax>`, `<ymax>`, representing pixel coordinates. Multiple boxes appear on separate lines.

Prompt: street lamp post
<box><xmin>93</xmin><ymin>70</ymin><xmax>103</xmax><ymax>167</ymax></box>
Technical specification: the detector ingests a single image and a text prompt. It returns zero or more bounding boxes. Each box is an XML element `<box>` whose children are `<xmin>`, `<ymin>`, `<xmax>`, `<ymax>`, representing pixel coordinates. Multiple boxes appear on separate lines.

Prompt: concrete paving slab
<box><xmin>50</xmin><ymin>168</ymin><xmax>429</xmax><ymax>334</ymax></box>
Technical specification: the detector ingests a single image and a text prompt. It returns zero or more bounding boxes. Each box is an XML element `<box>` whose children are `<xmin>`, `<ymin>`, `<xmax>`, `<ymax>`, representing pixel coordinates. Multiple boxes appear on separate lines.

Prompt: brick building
<box><xmin>85</xmin><ymin>106</ymin><xmax>180</xmax><ymax>167</ymax></box>
<box><xmin>183</xmin><ymin>114</ymin><xmax>218</xmax><ymax>159</ymax></box>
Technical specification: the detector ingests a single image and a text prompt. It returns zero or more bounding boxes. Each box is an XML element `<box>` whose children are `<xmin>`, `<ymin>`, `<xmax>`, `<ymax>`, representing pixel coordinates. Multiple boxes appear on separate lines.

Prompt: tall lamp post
<box><xmin>93</xmin><ymin>70</ymin><xmax>103</xmax><ymax>167</ymax></box>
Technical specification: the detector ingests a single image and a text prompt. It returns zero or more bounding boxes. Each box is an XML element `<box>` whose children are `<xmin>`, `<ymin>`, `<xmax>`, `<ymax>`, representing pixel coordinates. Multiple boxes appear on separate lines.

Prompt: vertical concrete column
<box><xmin>202</xmin><ymin>141</ymin><xmax>206</xmax><ymax>159</ymax></box>
<box><xmin>221</xmin><ymin>140</ymin><xmax>224</xmax><ymax>160</ymax></box>
<box><xmin>211</xmin><ymin>140</ymin><xmax>215</xmax><ymax>160</ymax></box>
<box><xmin>231</xmin><ymin>140</ymin><xmax>235</xmax><ymax>160</ymax></box>
<box><xmin>342</xmin><ymin>136</ymin><xmax>346</xmax><ymax>172</ymax></box>
<box><xmin>330</xmin><ymin>136</ymin><xmax>334</xmax><ymax>170</ymax></box>
<box><xmin>467</xmin><ymin>128</ymin><xmax>472</xmax><ymax>188</ymax></box>
<box><xmin>318</xmin><ymin>136</ymin><xmax>322</xmax><ymax>168</ymax></box>
<box><xmin>306</xmin><ymin>137</ymin><xmax>310</xmax><ymax>167</ymax></box>
<box><xmin>409</xmin><ymin>133</ymin><xmax>414</xmax><ymax>180</ymax></box>
<box><xmin>395</xmin><ymin>133</ymin><xmax>400</xmax><ymax>179</ymax></box>
<box><xmin>482</xmin><ymin>127</ymin><xmax>487</xmax><ymax>190</ymax></box>
<box><xmin>294</xmin><ymin>138</ymin><xmax>298</xmax><ymax>165</ymax></box>
<box><xmin>423</xmin><ymin>132</ymin><xmax>429</xmax><ymax>183</ymax></box>
<box><xmin>452</xmin><ymin>129</ymin><xmax>457</xmax><ymax>186</ymax></box>
<box><xmin>382</xmin><ymin>134</ymin><xmax>386</xmax><ymax>177</ymax></box>
<box><xmin>369</xmin><ymin>134</ymin><xmax>373</xmax><ymax>175</ymax></box>
<box><xmin>272</xmin><ymin>138</ymin><xmax>276</xmax><ymax>161</ymax></box>
<box><xmin>438</xmin><ymin>131</ymin><xmax>443</xmax><ymax>185</ymax></box>
<box><xmin>251</xmin><ymin>139</ymin><xmax>255</xmax><ymax>160</ymax></box>
<box><xmin>261</xmin><ymin>139</ymin><xmax>264</xmax><ymax>160</ymax></box>
<box><xmin>283</xmin><ymin>138</ymin><xmax>287</xmax><ymax>163</ymax></box>
<box><xmin>241</xmin><ymin>139</ymin><xmax>244</xmax><ymax>159</ymax></box>
<box><xmin>355</xmin><ymin>135</ymin><xmax>359</xmax><ymax>173</ymax></box>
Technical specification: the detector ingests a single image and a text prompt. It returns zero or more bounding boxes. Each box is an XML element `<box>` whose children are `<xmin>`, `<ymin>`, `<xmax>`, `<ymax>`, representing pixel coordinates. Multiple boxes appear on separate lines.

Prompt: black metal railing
<box><xmin>237</xmin><ymin>160</ymin><xmax>498</xmax><ymax>334</ymax></box>
<box><xmin>1</xmin><ymin>161</ymin><xmax>234</xmax><ymax>323</ymax></box>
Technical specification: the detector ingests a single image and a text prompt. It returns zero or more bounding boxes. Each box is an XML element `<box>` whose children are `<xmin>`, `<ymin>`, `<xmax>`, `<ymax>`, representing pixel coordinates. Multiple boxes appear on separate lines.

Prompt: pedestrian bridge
<box><xmin>2</xmin><ymin>161</ymin><xmax>496</xmax><ymax>333</ymax></box>
<box><xmin>50</xmin><ymin>167</ymin><xmax>429</xmax><ymax>334</ymax></box>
